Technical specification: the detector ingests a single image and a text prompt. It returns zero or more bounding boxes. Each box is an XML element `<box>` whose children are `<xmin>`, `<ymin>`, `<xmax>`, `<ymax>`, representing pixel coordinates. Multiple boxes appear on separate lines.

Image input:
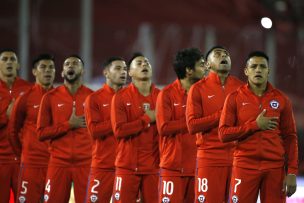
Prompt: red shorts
<box><xmin>112</xmin><ymin>173</ymin><xmax>158</xmax><ymax>203</ymax></box>
<box><xmin>16</xmin><ymin>164</ymin><xmax>47</xmax><ymax>203</ymax></box>
<box><xmin>195</xmin><ymin>166</ymin><xmax>231</xmax><ymax>203</ymax></box>
<box><xmin>0</xmin><ymin>163</ymin><xmax>19</xmax><ymax>203</ymax></box>
<box><xmin>229</xmin><ymin>166</ymin><xmax>286</xmax><ymax>203</ymax></box>
<box><xmin>43</xmin><ymin>166</ymin><xmax>90</xmax><ymax>203</ymax></box>
<box><xmin>85</xmin><ymin>168</ymin><xmax>115</xmax><ymax>203</ymax></box>
<box><xmin>159</xmin><ymin>176</ymin><xmax>194</xmax><ymax>203</ymax></box>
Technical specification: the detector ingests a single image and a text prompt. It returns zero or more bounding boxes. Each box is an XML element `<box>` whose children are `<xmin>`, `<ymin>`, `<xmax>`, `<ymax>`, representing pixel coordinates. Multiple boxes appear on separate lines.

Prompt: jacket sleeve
<box><xmin>218</xmin><ymin>93</ymin><xmax>260</xmax><ymax>142</ymax></box>
<box><xmin>111</xmin><ymin>93</ymin><xmax>151</xmax><ymax>139</ymax></box>
<box><xmin>37</xmin><ymin>94</ymin><xmax>70</xmax><ymax>141</ymax></box>
<box><xmin>186</xmin><ymin>85</ymin><xmax>221</xmax><ymax>134</ymax></box>
<box><xmin>280</xmin><ymin>97</ymin><xmax>298</xmax><ymax>175</ymax></box>
<box><xmin>84</xmin><ymin>94</ymin><xmax>112</xmax><ymax>139</ymax></box>
<box><xmin>0</xmin><ymin>97</ymin><xmax>10</xmax><ymax>129</ymax></box>
<box><xmin>8</xmin><ymin>94</ymin><xmax>27</xmax><ymax>156</ymax></box>
<box><xmin>156</xmin><ymin>90</ymin><xmax>187</xmax><ymax>136</ymax></box>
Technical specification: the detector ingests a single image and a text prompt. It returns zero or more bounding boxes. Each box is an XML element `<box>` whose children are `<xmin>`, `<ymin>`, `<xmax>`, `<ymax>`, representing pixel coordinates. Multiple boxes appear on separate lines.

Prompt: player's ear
<box><xmin>185</xmin><ymin>67</ymin><xmax>193</xmax><ymax>77</ymax></box>
<box><xmin>32</xmin><ymin>68</ymin><xmax>37</xmax><ymax>77</ymax></box>
<box><xmin>128</xmin><ymin>68</ymin><xmax>133</xmax><ymax>77</ymax></box>
<box><xmin>244</xmin><ymin>67</ymin><xmax>249</xmax><ymax>76</ymax></box>
<box><xmin>61</xmin><ymin>70</ymin><xmax>64</xmax><ymax>78</ymax></box>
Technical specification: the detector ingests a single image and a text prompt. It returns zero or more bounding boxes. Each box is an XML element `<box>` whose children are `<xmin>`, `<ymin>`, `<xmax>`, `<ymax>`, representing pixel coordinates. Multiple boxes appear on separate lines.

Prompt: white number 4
<box><xmin>45</xmin><ymin>179</ymin><xmax>51</xmax><ymax>193</ymax></box>
<box><xmin>20</xmin><ymin>181</ymin><xmax>28</xmax><ymax>194</ymax></box>
<box><xmin>234</xmin><ymin>178</ymin><xmax>241</xmax><ymax>193</ymax></box>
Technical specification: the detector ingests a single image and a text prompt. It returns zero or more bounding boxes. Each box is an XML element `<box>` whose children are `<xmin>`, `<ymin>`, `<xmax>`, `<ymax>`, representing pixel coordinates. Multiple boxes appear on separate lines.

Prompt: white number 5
<box><xmin>20</xmin><ymin>181</ymin><xmax>28</xmax><ymax>194</ymax></box>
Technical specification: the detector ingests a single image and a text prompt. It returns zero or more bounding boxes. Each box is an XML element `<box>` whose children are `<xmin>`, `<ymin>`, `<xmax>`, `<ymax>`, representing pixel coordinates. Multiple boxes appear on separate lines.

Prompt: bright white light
<box><xmin>261</xmin><ymin>17</ymin><xmax>272</xmax><ymax>29</ymax></box>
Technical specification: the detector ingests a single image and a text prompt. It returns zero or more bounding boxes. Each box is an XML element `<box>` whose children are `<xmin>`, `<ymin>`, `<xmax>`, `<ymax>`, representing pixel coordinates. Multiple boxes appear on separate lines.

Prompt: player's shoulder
<box><xmin>16</xmin><ymin>77</ymin><xmax>32</xmax><ymax>87</ymax></box>
<box><xmin>229</xmin><ymin>75</ymin><xmax>244</xmax><ymax>84</ymax></box>
<box><xmin>81</xmin><ymin>85</ymin><xmax>94</xmax><ymax>94</ymax></box>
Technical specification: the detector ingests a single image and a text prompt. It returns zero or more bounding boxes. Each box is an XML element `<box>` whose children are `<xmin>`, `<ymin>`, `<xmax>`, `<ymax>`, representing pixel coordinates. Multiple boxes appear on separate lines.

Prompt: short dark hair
<box><xmin>0</xmin><ymin>49</ymin><xmax>17</xmax><ymax>57</ymax></box>
<box><xmin>65</xmin><ymin>54</ymin><xmax>84</xmax><ymax>66</ymax></box>
<box><xmin>173</xmin><ymin>48</ymin><xmax>203</xmax><ymax>79</ymax></box>
<box><xmin>246</xmin><ymin>51</ymin><xmax>269</xmax><ymax>64</ymax></box>
<box><xmin>127</xmin><ymin>52</ymin><xmax>144</xmax><ymax>67</ymax></box>
<box><xmin>32</xmin><ymin>54</ymin><xmax>54</xmax><ymax>69</ymax></box>
<box><xmin>205</xmin><ymin>45</ymin><xmax>227</xmax><ymax>60</ymax></box>
<box><xmin>103</xmin><ymin>56</ymin><xmax>125</xmax><ymax>69</ymax></box>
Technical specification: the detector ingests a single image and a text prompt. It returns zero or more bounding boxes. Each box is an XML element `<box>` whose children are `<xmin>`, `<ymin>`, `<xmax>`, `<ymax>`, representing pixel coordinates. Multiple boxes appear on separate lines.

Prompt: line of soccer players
<box><xmin>0</xmin><ymin>46</ymin><xmax>298</xmax><ymax>203</ymax></box>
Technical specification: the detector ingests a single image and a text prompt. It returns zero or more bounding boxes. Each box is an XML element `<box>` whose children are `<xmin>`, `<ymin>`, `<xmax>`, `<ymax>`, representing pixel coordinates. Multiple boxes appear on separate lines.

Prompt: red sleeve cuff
<box><xmin>63</xmin><ymin>121</ymin><xmax>71</xmax><ymax>131</ymax></box>
<box><xmin>141</xmin><ymin>114</ymin><xmax>151</xmax><ymax>129</ymax></box>
<box><xmin>249</xmin><ymin>121</ymin><xmax>260</xmax><ymax>131</ymax></box>
<box><xmin>288</xmin><ymin>167</ymin><xmax>298</xmax><ymax>175</ymax></box>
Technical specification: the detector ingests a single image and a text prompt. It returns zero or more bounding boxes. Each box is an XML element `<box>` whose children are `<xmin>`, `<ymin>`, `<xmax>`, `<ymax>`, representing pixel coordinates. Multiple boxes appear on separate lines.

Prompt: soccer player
<box><xmin>219</xmin><ymin>51</ymin><xmax>298</xmax><ymax>203</ymax></box>
<box><xmin>84</xmin><ymin>57</ymin><xmax>127</xmax><ymax>203</ymax></box>
<box><xmin>111</xmin><ymin>53</ymin><xmax>160</xmax><ymax>203</ymax></box>
<box><xmin>8</xmin><ymin>54</ymin><xmax>56</xmax><ymax>203</ymax></box>
<box><xmin>186</xmin><ymin>46</ymin><xmax>243</xmax><ymax>203</ymax></box>
<box><xmin>37</xmin><ymin>55</ymin><xmax>93</xmax><ymax>203</ymax></box>
<box><xmin>0</xmin><ymin>49</ymin><xmax>32</xmax><ymax>203</ymax></box>
<box><xmin>156</xmin><ymin>48</ymin><xmax>206</xmax><ymax>203</ymax></box>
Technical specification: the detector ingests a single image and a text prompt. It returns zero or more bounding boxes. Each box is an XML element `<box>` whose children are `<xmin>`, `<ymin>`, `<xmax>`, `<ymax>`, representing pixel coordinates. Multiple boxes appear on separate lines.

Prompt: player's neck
<box><xmin>64</xmin><ymin>80</ymin><xmax>82</xmax><ymax>95</ymax></box>
<box><xmin>132</xmin><ymin>79</ymin><xmax>151</xmax><ymax>96</ymax></box>
<box><xmin>216</xmin><ymin>72</ymin><xmax>229</xmax><ymax>86</ymax></box>
<box><xmin>0</xmin><ymin>76</ymin><xmax>16</xmax><ymax>89</ymax></box>
<box><xmin>249</xmin><ymin>81</ymin><xmax>267</xmax><ymax>97</ymax></box>
<box><xmin>107</xmin><ymin>81</ymin><xmax>122</xmax><ymax>92</ymax></box>
<box><xmin>180</xmin><ymin>78</ymin><xmax>192</xmax><ymax>92</ymax></box>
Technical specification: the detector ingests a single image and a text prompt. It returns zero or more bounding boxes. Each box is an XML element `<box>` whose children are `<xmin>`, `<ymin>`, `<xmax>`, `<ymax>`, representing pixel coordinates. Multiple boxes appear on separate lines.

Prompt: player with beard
<box><xmin>111</xmin><ymin>53</ymin><xmax>160</xmax><ymax>203</ymax></box>
<box><xmin>219</xmin><ymin>51</ymin><xmax>298</xmax><ymax>202</ymax></box>
<box><xmin>37</xmin><ymin>55</ymin><xmax>93</xmax><ymax>203</ymax></box>
<box><xmin>8</xmin><ymin>54</ymin><xmax>56</xmax><ymax>203</ymax></box>
<box><xmin>156</xmin><ymin>48</ymin><xmax>206</xmax><ymax>203</ymax></box>
<box><xmin>0</xmin><ymin>49</ymin><xmax>32</xmax><ymax>203</ymax></box>
<box><xmin>186</xmin><ymin>46</ymin><xmax>243</xmax><ymax>203</ymax></box>
<box><xmin>84</xmin><ymin>57</ymin><xmax>127</xmax><ymax>203</ymax></box>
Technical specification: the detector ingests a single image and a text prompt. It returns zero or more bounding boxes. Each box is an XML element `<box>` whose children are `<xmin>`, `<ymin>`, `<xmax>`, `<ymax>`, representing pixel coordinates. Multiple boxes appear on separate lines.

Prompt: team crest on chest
<box><xmin>269</xmin><ymin>100</ymin><xmax>279</xmax><ymax>109</ymax></box>
<box><xmin>162</xmin><ymin>196</ymin><xmax>170</xmax><ymax>203</ymax></box>
<box><xmin>90</xmin><ymin>194</ymin><xmax>98</xmax><ymax>202</ymax></box>
<box><xmin>198</xmin><ymin>194</ymin><xmax>205</xmax><ymax>202</ymax></box>
<box><xmin>231</xmin><ymin>195</ymin><xmax>239</xmax><ymax>203</ymax></box>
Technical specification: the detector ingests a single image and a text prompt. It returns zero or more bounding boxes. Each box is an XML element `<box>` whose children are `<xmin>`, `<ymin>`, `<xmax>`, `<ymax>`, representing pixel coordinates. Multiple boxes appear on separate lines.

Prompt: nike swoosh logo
<box><xmin>103</xmin><ymin>104</ymin><xmax>109</xmax><ymax>107</ymax></box>
<box><xmin>126</xmin><ymin>103</ymin><xmax>131</xmax><ymax>106</ymax></box>
<box><xmin>242</xmin><ymin>102</ymin><xmax>250</xmax><ymax>106</ymax></box>
<box><xmin>182</xmin><ymin>105</ymin><xmax>186</xmax><ymax>108</ymax></box>
<box><xmin>173</xmin><ymin>103</ymin><xmax>180</xmax><ymax>106</ymax></box>
<box><xmin>57</xmin><ymin>104</ymin><xmax>64</xmax><ymax>107</ymax></box>
<box><xmin>33</xmin><ymin>105</ymin><xmax>39</xmax><ymax>108</ymax></box>
<box><xmin>207</xmin><ymin>95</ymin><xmax>215</xmax><ymax>99</ymax></box>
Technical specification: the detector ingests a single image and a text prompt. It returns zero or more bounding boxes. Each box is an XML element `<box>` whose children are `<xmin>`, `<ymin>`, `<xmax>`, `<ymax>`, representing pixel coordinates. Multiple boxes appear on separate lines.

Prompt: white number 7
<box><xmin>234</xmin><ymin>178</ymin><xmax>241</xmax><ymax>193</ymax></box>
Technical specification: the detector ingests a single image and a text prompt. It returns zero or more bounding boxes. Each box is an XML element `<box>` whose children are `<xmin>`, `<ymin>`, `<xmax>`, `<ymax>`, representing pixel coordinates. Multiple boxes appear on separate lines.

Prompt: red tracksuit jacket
<box><xmin>156</xmin><ymin>79</ymin><xmax>196</xmax><ymax>176</ymax></box>
<box><xmin>111</xmin><ymin>83</ymin><xmax>160</xmax><ymax>174</ymax></box>
<box><xmin>37</xmin><ymin>85</ymin><xmax>93</xmax><ymax>167</ymax></box>
<box><xmin>186</xmin><ymin>72</ymin><xmax>243</xmax><ymax>167</ymax></box>
<box><xmin>9</xmin><ymin>84</ymin><xmax>52</xmax><ymax>166</ymax></box>
<box><xmin>218</xmin><ymin>83</ymin><xmax>298</xmax><ymax>174</ymax></box>
<box><xmin>84</xmin><ymin>84</ymin><xmax>117</xmax><ymax>170</ymax></box>
<box><xmin>0</xmin><ymin>77</ymin><xmax>32</xmax><ymax>164</ymax></box>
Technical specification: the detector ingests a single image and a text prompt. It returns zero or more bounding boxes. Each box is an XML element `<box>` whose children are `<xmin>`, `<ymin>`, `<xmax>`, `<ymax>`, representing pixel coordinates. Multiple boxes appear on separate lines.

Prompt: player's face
<box><xmin>62</xmin><ymin>57</ymin><xmax>83</xmax><ymax>83</ymax></box>
<box><xmin>245</xmin><ymin>56</ymin><xmax>269</xmax><ymax>86</ymax></box>
<box><xmin>33</xmin><ymin>60</ymin><xmax>56</xmax><ymax>87</ymax></box>
<box><xmin>129</xmin><ymin>56</ymin><xmax>152</xmax><ymax>81</ymax></box>
<box><xmin>208</xmin><ymin>48</ymin><xmax>231</xmax><ymax>74</ymax></box>
<box><xmin>191</xmin><ymin>57</ymin><xmax>207</xmax><ymax>82</ymax></box>
<box><xmin>0</xmin><ymin>51</ymin><xmax>19</xmax><ymax>79</ymax></box>
<box><xmin>105</xmin><ymin>60</ymin><xmax>127</xmax><ymax>86</ymax></box>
